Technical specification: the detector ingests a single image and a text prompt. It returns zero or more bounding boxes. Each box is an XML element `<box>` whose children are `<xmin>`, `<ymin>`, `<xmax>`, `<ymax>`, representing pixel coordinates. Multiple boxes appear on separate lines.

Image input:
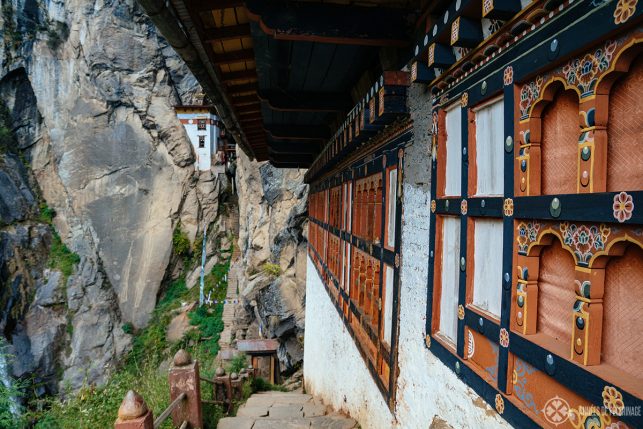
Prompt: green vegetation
<box><xmin>227</xmin><ymin>353</ymin><xmax>247</xmax><ymax>374</ymax></box>
<box><xmin>48</xmin><ymin>231</ymin><xmax>80</xmax><ymax>280</ymax></box>
<box><xmin>172</xmin><ymin>223</ymin><xmax>191</xmax><ymax>257</ymax></box>
<box><xmin>262</xmin><ymin>262</ymin><xmax>282</xmax><ymax>278</ymax></box>
<box><xmin>0</xmin><ymin>343</ymin><xmax>24</xmax><ymax>428</ymax></box>
<box><xmin>26</xmin><ymin>274</ymin><xmax>227</xmax><ymax>428</ymax></box>
<box><xmin>39</xmin><ymin>203</ymin><xmax>55</xmax><ymax>224</ymax></box>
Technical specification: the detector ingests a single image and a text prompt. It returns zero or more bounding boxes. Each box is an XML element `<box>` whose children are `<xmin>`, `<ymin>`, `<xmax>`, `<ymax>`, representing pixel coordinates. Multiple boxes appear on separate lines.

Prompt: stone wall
<box><xmin>302</xmin><ymin>83</ymin><xmax>512</xmax><ymax>428</ymax></box>
<box><xmin>227</xmin><ymin>148</ymin><xmax>308</xmax><ymax>374</ymax></box>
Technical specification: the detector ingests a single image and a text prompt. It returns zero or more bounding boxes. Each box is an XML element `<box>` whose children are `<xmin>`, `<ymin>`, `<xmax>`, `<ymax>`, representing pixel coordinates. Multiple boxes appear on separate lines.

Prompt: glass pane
<box><xmin>475</xmin><ymin>98</ymin><xmax>504</xmax><ymax>195</ymax></box>
<box><xmin>383</xmin><ymin>264</ymin><xmax>394</xmax><ymax>346</ymax></box>
<box><xmin>445</xmin><ymin>104</ymin><xmax>462</xmax><ymax>196</ymax></box>
<box><xmin>387</xmin><ymin>169</ymin><xmax>397</xmax><ymax>248</ymax></box>
<box><xmin>439</xmin><ymin>217</ymin><xmax>461</xmax><ymax>344</ymax></box>
<box><xmin>472</xmin><ymin>219</ymin><xmax>503</xmax><ymax>317</ymax></box>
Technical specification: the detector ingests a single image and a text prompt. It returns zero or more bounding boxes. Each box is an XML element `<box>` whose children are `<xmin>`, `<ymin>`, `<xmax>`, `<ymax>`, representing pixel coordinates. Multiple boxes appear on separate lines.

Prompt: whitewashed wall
<box><xmin>303</xmin><ymin>84</ymin><xmax>512</xmax><ymax>429</ymax></box>
<box><xmin>177</xmin><ymin>112</ymin><xmax>217</xmax><ymax>171</ymax></box>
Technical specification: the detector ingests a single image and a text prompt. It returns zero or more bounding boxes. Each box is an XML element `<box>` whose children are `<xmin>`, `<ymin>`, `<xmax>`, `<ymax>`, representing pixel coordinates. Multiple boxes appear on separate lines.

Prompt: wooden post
<box><xmin>169</xmin><ymin>349</ymin><xmax>203</xmax><ymax>428</ymax></box>
<box><xmin>114</xmin><ymin>390</ymin><xmax>153</xmax><ymax>429</ymax></box>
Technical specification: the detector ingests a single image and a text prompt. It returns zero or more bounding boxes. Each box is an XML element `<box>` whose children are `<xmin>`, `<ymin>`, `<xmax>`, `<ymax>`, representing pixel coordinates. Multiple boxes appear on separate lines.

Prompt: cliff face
<box><xmin>0</xmin><ymin>0</ymin><xmax>220</xmax><ymax>393</ymax></box>
<box><xmin>229</xmin><ymin>149</ymin><xmax>308</xmax><ymax>374</ymax></box>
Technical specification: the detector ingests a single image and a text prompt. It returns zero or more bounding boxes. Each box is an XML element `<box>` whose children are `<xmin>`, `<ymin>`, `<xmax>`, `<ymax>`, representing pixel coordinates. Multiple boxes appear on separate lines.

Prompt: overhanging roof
<box><xmin>137</xmin><ymin>0</ymin><xmax>425</xmax><ymax>167</ymax></box>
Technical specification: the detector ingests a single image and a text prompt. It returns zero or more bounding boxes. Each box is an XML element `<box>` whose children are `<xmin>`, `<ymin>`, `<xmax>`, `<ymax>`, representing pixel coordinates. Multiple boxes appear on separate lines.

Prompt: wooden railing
<box><xmin>113</xmin><ymin>350</ymin><xmax>256</xmax><ymax>429</ymax></box>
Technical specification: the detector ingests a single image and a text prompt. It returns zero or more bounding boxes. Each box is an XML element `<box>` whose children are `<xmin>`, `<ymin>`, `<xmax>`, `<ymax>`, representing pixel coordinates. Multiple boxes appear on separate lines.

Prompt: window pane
<box><xmin>383</xmin><ymin>264</ymin><xmax>394</xmax><ymax>346</ymax></box>
<box><xmin>387</xmin><ymin>169</ymin><xmax>397</xmax><ymax>248</ymax></box>
<box><xmin>439</xmin><ymin>217</ymin><xmax>461</xmax><ymax>344</ymax></box>
<box><xmin>472</xmin><ymin>219</ymin><xmax>503</xmax><ymax>318</ymax></box>
<box><xmin>445</xmin><ymin>105</ymin><xmax>462</xmax><ymax>196</ymax></box>
<box><xmin>475</xmin><ymin>98</ymin><xmax>504</xmax><ymax>195</ymax></box>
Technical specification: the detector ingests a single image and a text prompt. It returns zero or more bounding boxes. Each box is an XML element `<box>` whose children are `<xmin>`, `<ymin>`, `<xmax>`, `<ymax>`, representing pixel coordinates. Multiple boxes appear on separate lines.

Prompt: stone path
<box><xmin>217</xmin><ymin>391</ymin><xmax>358</xmax><ymax>429</ymax></box>
<box><xmin>218</xmin><ymin>201</ymin><xmax>241</xmax><ymax>358</ymax></box>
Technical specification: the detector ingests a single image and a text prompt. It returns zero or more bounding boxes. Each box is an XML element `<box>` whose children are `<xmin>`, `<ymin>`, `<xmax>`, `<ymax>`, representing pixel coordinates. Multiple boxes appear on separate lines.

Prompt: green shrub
<box><xmin>227</xmin><ymin>353</ymin><xmax>247</xmax><ymax>374</ymax></box>
<box><xmin>172</xmin><ymin>224</ymin><xmax>191</xmax><ymax>257</ymax></box>
<box><xmin>262</xmin><ymin>262</ymin><xmax>281</xmax><ymax>278</ymax></box>
<box><xmin>48</xmin><ymin>232</ymin><xmax>80</xmax><ymax>279</ymax></box>
<box><xmin>39</xmin><ymin>203</ymin><xmax>55</xmax><ymax>223</ymax></box>
<box><xmin>121</xmin><ymin>323</ymin><xmax>133</xmax><ymax>335</ymax></box>
<box><xmin>187</xmin><ymin>305</ymin><xmax>224</xmax><ymax>356</ymax></box>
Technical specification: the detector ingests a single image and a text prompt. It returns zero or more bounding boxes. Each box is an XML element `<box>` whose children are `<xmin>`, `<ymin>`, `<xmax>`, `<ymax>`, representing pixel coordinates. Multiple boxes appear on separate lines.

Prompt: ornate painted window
<box><xmin>308</xmin><ymin>124</ymin><xmax>410</xmax><ymax>408</ymax></box>
<box><xmin>426</xmin><ymin>14</ymin><xmax>643</xmax><ymax>428</ymax></box>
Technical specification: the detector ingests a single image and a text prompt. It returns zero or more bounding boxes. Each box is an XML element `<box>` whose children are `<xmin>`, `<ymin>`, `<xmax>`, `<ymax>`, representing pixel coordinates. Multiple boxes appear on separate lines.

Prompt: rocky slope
<box><xmin>0</xmin><ymin>0</ymin><xmax>221</xmax><ymax>395</ymax></box>
<box><xmin>227</xmin><ymin>149</ymin><xmax>308</xmax><ymax>374</ymax></box>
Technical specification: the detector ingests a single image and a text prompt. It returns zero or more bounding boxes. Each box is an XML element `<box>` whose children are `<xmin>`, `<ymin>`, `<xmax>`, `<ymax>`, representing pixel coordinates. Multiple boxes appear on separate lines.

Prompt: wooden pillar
<box><xmin>114</xmin><ymin>390</ymin><xmax>153</xmax><ymax>429</ymax></box>
<box><xmin>169</xmin><ymin>350</ymin><xmax>203</xmax><ymax>428</ymax></box>
<box><xmin>577</xmin><ymin>96</ymin><xmax>607</xmax><ymax>193</ymax></box>
<box><xmin>514</xmin><ymin>255</ymin><xmax>541</xmax><ymax>335</ymax></box>
<box><xmin>571</xmin><ymin>267</ymin><xmax>605</xmax><ymax>366</ymax></box>
<box><xmin>374</xmin><ymin>178</ymin><xmax>382</xmax><ymax>244</ymax></box>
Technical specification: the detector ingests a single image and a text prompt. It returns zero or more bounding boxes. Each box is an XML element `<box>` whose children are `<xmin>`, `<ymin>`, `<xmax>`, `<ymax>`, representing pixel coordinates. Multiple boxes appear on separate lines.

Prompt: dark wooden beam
<box><xmin>428</xmin><ymin>42</ymin><xmax>456</xmax><ymax>68</ymax></box>
<box><xmin>483</xmin><ymin>0</ymin><xmax>522</xmax><ymax>20</ymax></box>
<box><xmin>203</xmin><ymin>24</ymin><xmax>251</xmax><ymax>42</ymax></box>
<box><xmin>450</xmin><ymin>17</ymin><xmax>482</xmax><ymax>48</ymax></box>
<box><xmin>231</xmin><ymin>94</ymin><xmax>258</xmax><ymax>105</ymax></box>
<box><xmin>213</xmin><ymin>48</ymin><xmax>255</xmax><ymax>65</ymax></box>
<box><xmin>187</xmin><ymin>0</ymin><xmax>244</xmax><ymax>13</ymax></box>
<box><xmin>411</xmin><ymin>60</ymin><xmax>437</xmax><ymax>84</ymax></box>
<box><xmin>221</xmin><ymin>70</ymin><xmax>257</xmax><ymax>82</ymax></box>
<box><xmin>236</xmin><ymin>104</ymin><xmax>261</xmax><ymax>114</ymax></box>
<box><xmin>226</xmin><ymin>82</ymin><xmax>258</xmax><ymax>95</ymax></box>
<box><xmin>265</xmin><ymin>124</ymin><xmax>331</xmax><ymax>140</ymax></box>
<box><xmin>258</xmin><ymin>90</ymin><xmax>352</xmax><ymax>113</ymax></box>
<box><xmin>268</xmin><ymin>140</ymin><xmax>322</xmax><ymax>154</ymax></box>
<box><xmin>268</xmin><ymin>152</ymin><xmax>314</xmax><ymax>164</ymax></box>
<box><xmin>245</xmin><ymin>0</ymin><xmax>411</xmax><ymax>47</ymax></box>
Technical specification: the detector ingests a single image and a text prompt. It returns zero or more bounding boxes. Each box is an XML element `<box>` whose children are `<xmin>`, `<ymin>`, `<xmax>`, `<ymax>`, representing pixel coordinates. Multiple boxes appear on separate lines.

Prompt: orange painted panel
<box><xmin>607</xmin><ymin>57</ymin><xmax>643</xmax><ymax>192</ymax></box>
<box><xmin>603</xmin><ymin>244</ymin><xmax>643</xmax><ymax>384</ymax></box>
<box><xmin>537</xmin><ymin>239</ymin><xmax>576</xmax><ymax>346</ymax></box>
<box><xmin>541</xmin><ymin>90</ymin><xmax>578</xmax><ymax>195</ymax></box>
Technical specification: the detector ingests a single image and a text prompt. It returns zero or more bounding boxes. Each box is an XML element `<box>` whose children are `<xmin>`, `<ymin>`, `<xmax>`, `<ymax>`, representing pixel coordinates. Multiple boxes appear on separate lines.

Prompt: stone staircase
<box><xmin>218</xmin><ymin>199</ymin><xmax>241</xmax><ymax>359</ymax></box>
<box><xmin>217</xmin><ymin>391</ymin><xmax>358</xmax><ymax>429</ymax></box>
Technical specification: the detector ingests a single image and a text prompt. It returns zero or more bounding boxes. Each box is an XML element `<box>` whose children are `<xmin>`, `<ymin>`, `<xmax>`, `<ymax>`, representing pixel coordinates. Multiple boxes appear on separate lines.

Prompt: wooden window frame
<box><xmin>307</xmin><ymin>130</ymin><xmax>410</xmax><ymax>409</ymax></box>
<box><xmin>425</xmin><ymin>25</ymin><xmax>643</xmax><ymax>428</ymax></box>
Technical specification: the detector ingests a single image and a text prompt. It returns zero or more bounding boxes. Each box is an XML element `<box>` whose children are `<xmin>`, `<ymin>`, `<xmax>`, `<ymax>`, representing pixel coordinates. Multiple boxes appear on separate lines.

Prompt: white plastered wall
<box><xmin>303</xmin><ymin>84</ymin><xmax>512</xmax><ymax>429</ymax></box>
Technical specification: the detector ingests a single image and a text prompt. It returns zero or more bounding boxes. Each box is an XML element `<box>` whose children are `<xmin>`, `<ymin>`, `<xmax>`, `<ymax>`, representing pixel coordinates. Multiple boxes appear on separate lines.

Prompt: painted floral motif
<box><xmin>517</xmin><ymin>221</ymin><xmax>541</xmax><ymax>255</ymax></box>
<box><xmin>458</xmin><ymin>304</ymin><xmax>465</xmax><ymax>320</ymax></box>
<box><xmin>503</xmin><ymin>66</ymin><xmax>514</xmax><ymax>86</ymax></box>
<box><xmin>428</xmin><ymin>44</ymin><xmax>435</xmax><ymax>66</ymax></box>
<box><xmin>432</xmin><ymin>111</ymin><xmax>439</xmax><ymax>134</ymax></box>
<box><xmin>467</xmin><ymin>331</ymin><xmax>475</xmax><ymax>358</ymax></box>
<box><xmin>503</xmin><ymin>198</ymin><xmax>514</xmax><ymax>217</ymax></box>
<box><xmin>461</xmin><ymin>92</ymin><xmax>469</xmax><ymax>107</ymax></box>
<box><xmin>512</xmin><ymin>359</ymin><xmax>539</xmax><ymax>415</ymax></box>
<box><xmin>519</xmin><ymin>76</ymin><xmax>544</xmax><ymax>119</ymax></box>
<box><xmin>499</xmin><ymin>328</ymin><xmax>509</xmax><ymax>348</ymax></box>
<box><xmin>568</xmin><ymin>407</ymin><xmax>612</xmax><ymax>429</ymax></box>
<box><xmin>483</xmin><ymin>0</ymin><xmax>493</xmax><ymax>15</ymax></box>
<box><xmin>560</xmin><ymin>223</ymin><xmax>610</xmax><ymax>266</ymax></box>
<box><xmin>613</xmin><ymin>191</ymin><xmax>634</xmax><ymax>223</ymax></box>
<box><xmin>512</xmin><ymin>370</ymin><xmax>518</xmax><ymax>385</ymax></box>
<box><xmin>614</xmin><ymin>0</ymin><xmax>638</xmax><ymax>24</ymax></box>
<box><xmin>431</xmin><ymin>200</ymin><xmax>437</xmax><ymax>213</ymax></box>
<box><xmin>562</xmin><ymin>40</ymin><xmax>618</xmax><ymax>97</ymax></box>
<box><xmin>461</xmin><ymin>199</ymin><xmax>468</xmax><ymax>215</ymax></box>
<box><xmin>495</xmin><ymin>394</ymin><xmax>505</xmax><ymax>414</ymax></box>
<box><xmin>488</xmin><ymin>19</ymin><xmax>503</xmax><ymax>35</ymax></box>
<box><xmin>451</xmin><ymin>17</ymin><xmax>460</xmax><ymax>45</ymax></box>
<box><xmin>602</xmin><ymin>386</ymin><xmax>625</xmax><ymax>416</ymax></box>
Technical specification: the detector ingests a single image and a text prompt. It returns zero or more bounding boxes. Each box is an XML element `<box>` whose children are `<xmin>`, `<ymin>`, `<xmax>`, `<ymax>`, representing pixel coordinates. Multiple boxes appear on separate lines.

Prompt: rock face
<box><xmin>0</xmin><ymin>0</ymin><xmax>221</xmax><ymax>393</ymax></box>
<box><xmin>229</xmin><ymin>149</ymin><xmax>308</xmax><ymax>373</ymax></box>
